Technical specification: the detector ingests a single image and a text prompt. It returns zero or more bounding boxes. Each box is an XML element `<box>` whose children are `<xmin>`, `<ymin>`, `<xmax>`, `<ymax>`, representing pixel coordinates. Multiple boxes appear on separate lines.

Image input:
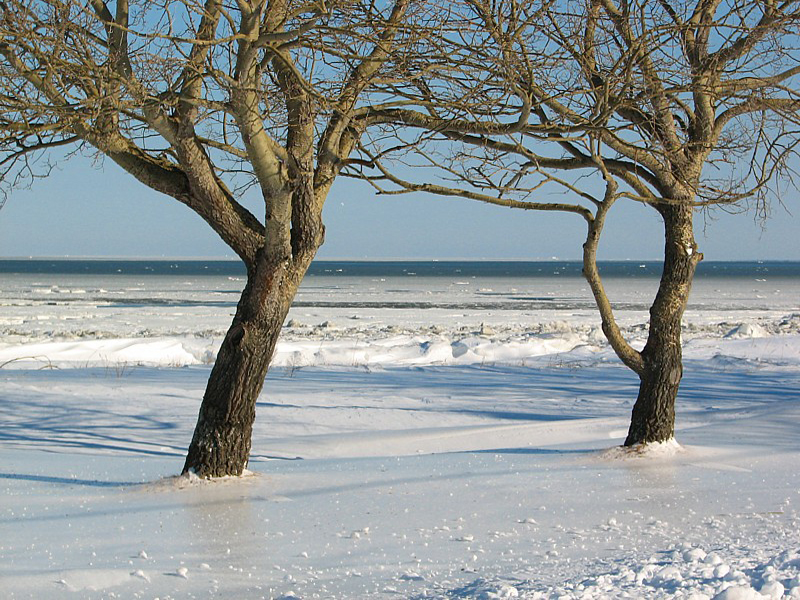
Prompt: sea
<box><xmin>1</xmin><ymin>259</ymin><xmax>799</xmax><ymax>359</ymax></box>
<box><xmin>2</xmin><ymin>258</ymin><xmax>798</xmax><ymax>278</ymax></box>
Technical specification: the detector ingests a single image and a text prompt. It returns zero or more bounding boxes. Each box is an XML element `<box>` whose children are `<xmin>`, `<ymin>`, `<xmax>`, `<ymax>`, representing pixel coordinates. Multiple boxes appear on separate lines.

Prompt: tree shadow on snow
<box><xmin>465</xmin><ymin>447</ymin><xmax>592</xmax><ymax>455</ymax></box>
<box><xmin>0</xmin><ymin>472</ymin><xmax>139</xmax><ymax>488</ymax></box>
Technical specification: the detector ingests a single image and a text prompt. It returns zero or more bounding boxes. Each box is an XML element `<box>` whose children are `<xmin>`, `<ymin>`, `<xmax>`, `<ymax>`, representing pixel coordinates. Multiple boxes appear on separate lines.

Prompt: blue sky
<box><xmin>0</xmin><ymin>155</ymin><xmax>797</xmax><ymax>261</ymax></box>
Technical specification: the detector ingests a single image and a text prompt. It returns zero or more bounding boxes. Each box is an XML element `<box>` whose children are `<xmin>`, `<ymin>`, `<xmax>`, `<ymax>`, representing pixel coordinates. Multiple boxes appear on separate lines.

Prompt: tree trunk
<box><xmin>182</xmin><ymin>252</ymin><xmax>307</xmax><ymax>477</ymax></box>
<box><xmin>624</xmin><ymin>204</ymin><xmax>701</xmax><ymax>446</ymax></box>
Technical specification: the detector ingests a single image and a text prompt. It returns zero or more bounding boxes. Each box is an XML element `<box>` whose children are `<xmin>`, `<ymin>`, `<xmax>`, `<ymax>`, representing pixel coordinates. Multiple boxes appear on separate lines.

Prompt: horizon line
<box><xmin>2</xmin><ymin>255</ymin><xmax>799</xmax><ymax>263</ymax></box>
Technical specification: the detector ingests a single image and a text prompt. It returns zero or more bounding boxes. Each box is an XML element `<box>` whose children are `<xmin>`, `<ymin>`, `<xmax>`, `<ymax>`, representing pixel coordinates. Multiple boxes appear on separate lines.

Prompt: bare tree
<box><xmin>0</xmin><ymin>0</ymin><xmax>447</xmax><ymax>477</ymax></box>
<box><xmin>353</xmin><ymin>0</ymin><xmax>800</xmax><ymax>446</ymax></box>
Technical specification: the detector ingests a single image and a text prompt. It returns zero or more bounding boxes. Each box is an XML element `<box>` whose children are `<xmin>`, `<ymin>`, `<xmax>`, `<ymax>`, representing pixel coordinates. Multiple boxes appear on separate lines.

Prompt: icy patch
<box><xmin>56</xmin><ymin>569</ymin><xmax>133</xmax><ymax>592</ymax></box>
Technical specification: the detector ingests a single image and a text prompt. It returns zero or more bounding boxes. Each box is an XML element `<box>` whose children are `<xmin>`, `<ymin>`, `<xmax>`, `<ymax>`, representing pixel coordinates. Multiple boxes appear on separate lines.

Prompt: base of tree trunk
<box><xmin>182</xmin><ymin>319</ymin><xmax>279</xmax><ymax>477</ymax></box>
<box><xmin>183</xmin><ymin>417</ymin><xmax>255</xmax><ymax>477</ymax></box>
<box><xmin>623</xmin><ymin>361</ymin><xmax>681</xmax><ymax>446</ymax></box>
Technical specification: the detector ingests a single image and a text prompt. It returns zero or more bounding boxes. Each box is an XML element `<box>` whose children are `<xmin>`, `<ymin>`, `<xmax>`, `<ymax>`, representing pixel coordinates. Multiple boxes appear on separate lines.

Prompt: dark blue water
<box><xmin>1</xmin><ymin>259</ymin><xmax>798</xmax><ymax>278</ymax></box>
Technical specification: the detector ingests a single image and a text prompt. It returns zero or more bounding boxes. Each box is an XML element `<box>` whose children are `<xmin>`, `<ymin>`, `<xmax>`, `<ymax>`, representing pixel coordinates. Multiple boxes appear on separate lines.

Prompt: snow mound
<box><xmin>599</xmin><ymin>438</ymin><xmax>685</xmax><ymax>460</ymax></box>
<box><xmin>451</xmin><ymin>545</ymin><xmax>800</xmax><ymax>600</ymax></box>
<box><xmin>0</xmin><ymin>337</ymin><xmax>200</xmax><ymax>368</ymax></box>
<box><xmin>4</xmin><ymin>329</ymin><xmax>800</xmax><ymax>371</ymax></box>
<box><xmin>0</xmin><ymin>333</ymin><xmax>590</xmax><ymax>369</ymax></box>
<box><xmin>271</xmin><ymin>333</ymin><xmax>587</xmax><ymax>367</ymax></box>
<box><xmin>143</xmin><ymin>469</ymin><xmax>260</xmax><ymax>490</ymax></box>
<box><xmin>725</xmin><ymin>323</ymin><xmax>769</xmax><ymax>339</ymax></box>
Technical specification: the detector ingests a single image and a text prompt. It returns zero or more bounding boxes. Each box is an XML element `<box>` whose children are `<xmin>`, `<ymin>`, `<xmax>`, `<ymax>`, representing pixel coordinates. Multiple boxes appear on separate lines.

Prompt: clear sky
<box><xmin>0</xmin><ymin>154</ymin><xmax>797</xmax><ymax>261</ymax></box>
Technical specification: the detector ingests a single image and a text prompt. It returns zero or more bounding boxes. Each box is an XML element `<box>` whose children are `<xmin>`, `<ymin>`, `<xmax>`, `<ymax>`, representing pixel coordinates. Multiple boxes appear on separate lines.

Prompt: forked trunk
<box><xmin>624</xmin><ymin>204</ymin><xmax>701</xmax><ymax>446</ymax></box>
<box><xmin>182</xmin><ymin>253</ymin><xmax>304</xmax><ymax>477</ymax></box>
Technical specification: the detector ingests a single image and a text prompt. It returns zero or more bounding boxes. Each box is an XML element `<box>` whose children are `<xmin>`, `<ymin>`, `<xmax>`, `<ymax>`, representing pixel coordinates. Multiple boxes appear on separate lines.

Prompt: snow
<box><xmin>1</xmin><ymin>269</ymin><xmax>799</xmax><ymax>598</ymax></box>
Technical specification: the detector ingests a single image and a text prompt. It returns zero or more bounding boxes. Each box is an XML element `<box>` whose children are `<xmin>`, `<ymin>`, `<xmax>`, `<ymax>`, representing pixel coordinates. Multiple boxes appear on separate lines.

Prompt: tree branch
<box><xmin>581</xmin><ymin>175</ymin><xmax>644</xmax><ymax>375</ymax></box>
<box><xmin>357</xmin><ymin>144</ymin><xmax>594</xmax><ymax>223</ymax></box>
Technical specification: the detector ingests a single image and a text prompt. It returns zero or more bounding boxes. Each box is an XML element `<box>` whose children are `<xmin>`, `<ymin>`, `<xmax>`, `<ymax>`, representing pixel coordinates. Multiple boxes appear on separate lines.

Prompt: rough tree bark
<box><xmin>183</xmin><ymin>253</ymin><xmax>310</xmax><ymax>476</ymax></box>
<box><xmin>625</xmin><ymin>203</ymin><xmax>701</xmax><ymax>445</ymax></box>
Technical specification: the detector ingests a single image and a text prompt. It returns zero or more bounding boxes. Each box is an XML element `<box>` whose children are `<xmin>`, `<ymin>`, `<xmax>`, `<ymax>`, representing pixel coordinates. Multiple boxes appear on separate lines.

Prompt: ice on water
<box><xmin>2</xmin><ymin>266</ymin><xmax>799</xmax><ymax>368</ymax></box>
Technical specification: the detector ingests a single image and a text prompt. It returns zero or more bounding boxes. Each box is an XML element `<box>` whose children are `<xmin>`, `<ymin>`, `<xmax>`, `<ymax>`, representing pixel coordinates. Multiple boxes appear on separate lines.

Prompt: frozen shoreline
<box><xmin>2</xmin><ymin>323</ymin><xmax>800</xmax><ymax>371</ymax></box>
<box><xmin>2</xmin><ymin>267</ymin><xmax>799</xmax><ymax>598</ymax></box>
<box><xmin>2</xmin><ymin>266</ymin><xmax>799</xmax><ymax>370</ymax></box>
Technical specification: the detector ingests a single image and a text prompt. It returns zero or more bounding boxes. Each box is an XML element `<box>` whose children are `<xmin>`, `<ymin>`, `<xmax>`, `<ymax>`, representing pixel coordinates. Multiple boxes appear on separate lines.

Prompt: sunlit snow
<box><xmin>2</xmin><ymin>267</ymin><xmax>799</xmax><ymax>598</ymax></box>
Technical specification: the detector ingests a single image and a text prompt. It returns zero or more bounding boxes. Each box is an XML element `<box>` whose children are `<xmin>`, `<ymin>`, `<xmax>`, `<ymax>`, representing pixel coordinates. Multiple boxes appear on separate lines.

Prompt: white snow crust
<box><xmin>2</xmin><ymin>270</ymin><xmax>799</xmax><ymax>598</ymax></box>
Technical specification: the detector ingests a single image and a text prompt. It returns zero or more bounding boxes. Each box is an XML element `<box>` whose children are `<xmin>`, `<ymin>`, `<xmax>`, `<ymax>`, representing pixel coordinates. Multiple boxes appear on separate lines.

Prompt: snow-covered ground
<box><xmin>1</xmin><ymin>267</ymin><xmax>799</xmax><ymax>598</ymax></box>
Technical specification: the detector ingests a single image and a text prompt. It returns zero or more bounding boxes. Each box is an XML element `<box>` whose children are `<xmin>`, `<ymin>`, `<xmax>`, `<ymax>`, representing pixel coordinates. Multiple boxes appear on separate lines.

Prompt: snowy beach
<box><xmin>2</xmin><ymin>260</ymin><xmax>800</xmax><ymax>599</ymax></box>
